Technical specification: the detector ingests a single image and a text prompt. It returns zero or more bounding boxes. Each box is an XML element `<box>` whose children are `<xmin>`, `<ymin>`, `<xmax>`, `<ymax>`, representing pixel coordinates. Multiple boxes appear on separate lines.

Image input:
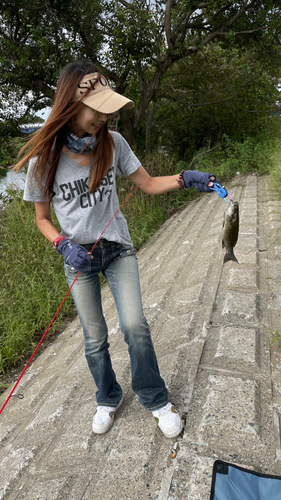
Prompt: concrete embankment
<box><xmin>1</xmin><ymin>174</ymin><xmax>281</xmax><ymax>499</ymax></box>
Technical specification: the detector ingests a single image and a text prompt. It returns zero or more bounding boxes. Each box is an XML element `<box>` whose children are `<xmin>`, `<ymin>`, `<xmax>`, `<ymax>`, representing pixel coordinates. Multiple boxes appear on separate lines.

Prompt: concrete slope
<box><xmin>1</xmin><ymin>174</ymin><xmax>281</xmax><ymax>499</ymax></box>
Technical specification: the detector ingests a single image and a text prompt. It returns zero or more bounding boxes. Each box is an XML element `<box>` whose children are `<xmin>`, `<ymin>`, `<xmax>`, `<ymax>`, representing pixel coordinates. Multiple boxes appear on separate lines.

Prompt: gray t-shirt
<box><xmin>23</xmin><ymin>131</ymin><xmax>141</xmax><ymax>247</ymax></box>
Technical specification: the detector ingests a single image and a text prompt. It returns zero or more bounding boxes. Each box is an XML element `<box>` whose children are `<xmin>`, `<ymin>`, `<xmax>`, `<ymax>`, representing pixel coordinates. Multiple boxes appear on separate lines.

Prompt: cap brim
<box><xmin>82</xmin><ymin>90</ymin><xmax>134</xmax><ymax>114</ymax></box>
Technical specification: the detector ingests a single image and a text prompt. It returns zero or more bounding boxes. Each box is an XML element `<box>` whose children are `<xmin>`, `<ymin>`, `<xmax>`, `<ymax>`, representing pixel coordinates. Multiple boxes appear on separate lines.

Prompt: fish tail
<box><xmin>224</xmin><ymin>252</ymin><xmax>239</xmax><ymax>264</ymax></box>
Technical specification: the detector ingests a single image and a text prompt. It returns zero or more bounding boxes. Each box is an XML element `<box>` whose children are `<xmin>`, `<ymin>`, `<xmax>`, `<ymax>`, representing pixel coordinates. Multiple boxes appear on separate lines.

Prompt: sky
<box><xmin>36</xmin><ymin>106</ymin><xmax>52</xmax><ymax>122</ymax></box>
<box><xmin>0</xmin><ymin>88</ymin><xmax>52</xmax><ymax>123</ymax></box>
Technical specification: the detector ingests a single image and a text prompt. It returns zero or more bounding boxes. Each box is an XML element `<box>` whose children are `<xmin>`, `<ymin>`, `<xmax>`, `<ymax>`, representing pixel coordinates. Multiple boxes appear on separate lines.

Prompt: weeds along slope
<box><xmin>1</xmin><ymin>120</ymin><xmax>281</xmax><ymax>375</ymax></box>
<box><xmin>269</xmin><ymin>141</ymin><xmax>281</xmax><ymax>196</ymax></box>
<box><xmin>0</xmin><ymin>196</ymin><xmax>76</xmax><ymax>375</ymax></box>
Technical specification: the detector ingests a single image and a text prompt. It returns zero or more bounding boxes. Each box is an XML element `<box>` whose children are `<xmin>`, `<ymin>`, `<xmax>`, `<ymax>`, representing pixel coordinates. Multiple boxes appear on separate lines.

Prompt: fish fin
<box><xmin>224</xmin><ymin>252</ymin><xmax>239</xmax><ymax>264</ymax></box>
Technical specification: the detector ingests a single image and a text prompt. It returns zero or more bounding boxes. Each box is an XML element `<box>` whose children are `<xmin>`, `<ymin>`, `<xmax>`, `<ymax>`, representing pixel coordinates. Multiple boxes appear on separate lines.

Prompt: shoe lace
<box><xmin>155</xmin><ymin>403</ymin><xmax>172</xmax><ymax>417</ymax></box>
<box><xmin>97</xmin><ymin>406</ymin><xmax>115</xmax><ymax>415</ymax></box>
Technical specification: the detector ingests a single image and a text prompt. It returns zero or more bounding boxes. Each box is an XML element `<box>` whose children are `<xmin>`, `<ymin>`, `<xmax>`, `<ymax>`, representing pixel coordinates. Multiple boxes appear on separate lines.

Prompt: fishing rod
<box><xmin>0</xmin><ymin>184</ymin><xmax>141</xmax><ymax>415</ymax></box>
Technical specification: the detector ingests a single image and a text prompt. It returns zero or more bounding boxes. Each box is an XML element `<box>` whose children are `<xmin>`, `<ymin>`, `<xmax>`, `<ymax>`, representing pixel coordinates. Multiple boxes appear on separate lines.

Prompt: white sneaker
<box><xmin>152</xmin><ymin>402</ymin><xmax>183</xmax><ymax>438</ymax></box>
<box><xmin>92</xmin><ymin>398</ymin><xmax>123</xmax><ymax>434</ymax></box>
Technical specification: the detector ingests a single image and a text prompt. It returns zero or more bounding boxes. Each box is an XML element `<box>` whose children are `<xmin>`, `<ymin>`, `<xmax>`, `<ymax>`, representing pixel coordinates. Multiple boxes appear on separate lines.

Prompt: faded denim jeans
<box><xmin>64</xmin><ymin>239</ymin><xmax>168</xmax><ymax>411</ymax></box>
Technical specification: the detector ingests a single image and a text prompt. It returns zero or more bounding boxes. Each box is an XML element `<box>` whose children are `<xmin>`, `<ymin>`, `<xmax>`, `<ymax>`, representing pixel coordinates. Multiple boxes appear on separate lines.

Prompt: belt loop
<box><xmin>83</xmin><ymin>243</ymin><xmax>95</xmax><ymax>252</ymax></box>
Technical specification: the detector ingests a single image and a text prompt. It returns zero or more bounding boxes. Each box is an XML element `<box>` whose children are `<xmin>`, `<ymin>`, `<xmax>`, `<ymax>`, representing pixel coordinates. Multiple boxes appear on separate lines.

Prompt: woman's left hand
<box><xmin>57</xmin><ymin>239</ymin><xmax>92</xmax><ymax>272</ymax></box>
<box><xmin>181</xmin><ymin>170</ymin><xmax>218</xmax><ymax>192</ymax></box>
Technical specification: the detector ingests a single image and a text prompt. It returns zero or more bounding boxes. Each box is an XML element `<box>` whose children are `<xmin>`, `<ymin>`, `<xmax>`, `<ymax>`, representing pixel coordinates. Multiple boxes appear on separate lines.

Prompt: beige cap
<box><xmin>72</xmin><ymin>72</ymin><xmax>134</xmax><ymax>113</ymax></box>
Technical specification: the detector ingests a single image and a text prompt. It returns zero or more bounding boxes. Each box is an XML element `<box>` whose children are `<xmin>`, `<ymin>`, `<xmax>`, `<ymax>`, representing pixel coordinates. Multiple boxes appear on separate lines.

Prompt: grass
<box><xmin>1</xmin><ymin>120</ymin><xmax>281</xmax><ymax>374</ymax></box>
<box><xmin>0</xmin><ymin>193</ymin><xmax>77</xmax><ymax>375</ymax></box>
<box><xmin>269</xmin><ymin>142</ymin><xmax>281</xmax><ymax>197</ymax></box>
<box><xmin>270</xmin><ymin>329</ymin><xmax>281</xmax><ymax>349</ymax></box>
<box><xmin>176</xmin><ymin>119</ymin><xmax>280</xmax><ymax>185</ymax></box>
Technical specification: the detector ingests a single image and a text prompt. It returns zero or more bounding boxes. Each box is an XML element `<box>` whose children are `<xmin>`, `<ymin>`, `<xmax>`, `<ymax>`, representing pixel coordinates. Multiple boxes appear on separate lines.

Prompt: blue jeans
<box><xmin>64</xmin><ymin>239</ymin><xmax>168</xmax><ymax>411</ymax></box>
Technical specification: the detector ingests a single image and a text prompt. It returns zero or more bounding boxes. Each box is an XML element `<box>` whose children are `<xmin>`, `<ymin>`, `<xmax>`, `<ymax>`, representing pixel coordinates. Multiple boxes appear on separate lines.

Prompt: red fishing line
<box><xmin>0</xmin><ymin>184</ymin><xmax>140</xmax><ymax>415</ymax></box>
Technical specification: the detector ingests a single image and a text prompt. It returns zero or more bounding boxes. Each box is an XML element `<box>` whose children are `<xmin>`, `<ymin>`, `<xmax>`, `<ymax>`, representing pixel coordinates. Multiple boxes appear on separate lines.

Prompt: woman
<box><xmin>15</xmin><ymin>61</ymin><xmax>216</xmax><ymax>438</ymax></box>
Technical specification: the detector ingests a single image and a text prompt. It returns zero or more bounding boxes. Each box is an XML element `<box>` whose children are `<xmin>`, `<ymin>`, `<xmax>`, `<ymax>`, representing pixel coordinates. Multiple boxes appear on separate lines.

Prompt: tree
<box><xmin>150</xmin><ymin>43</ymin><xmax>281</xmax><ymax>155</ymax></box>
<box><xmin>0</xmin><ymin>0</ymin><xmax>280</xmax><ymax>148</ymax></box>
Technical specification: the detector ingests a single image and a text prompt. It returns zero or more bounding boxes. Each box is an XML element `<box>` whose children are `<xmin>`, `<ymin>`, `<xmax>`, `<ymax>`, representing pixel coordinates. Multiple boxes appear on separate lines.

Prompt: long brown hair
<box><xmin>13</xmin><ymin>62</ymin><xmax>115</xmax><ymax>196</ymax></box>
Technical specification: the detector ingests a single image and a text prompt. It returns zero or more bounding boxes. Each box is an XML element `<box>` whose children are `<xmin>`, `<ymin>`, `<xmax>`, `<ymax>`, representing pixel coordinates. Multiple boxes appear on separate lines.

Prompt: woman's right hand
<box><xmin>57</xmin><ymin>239</ymin><xmax>92</xmax><ymax>273</ymax></box>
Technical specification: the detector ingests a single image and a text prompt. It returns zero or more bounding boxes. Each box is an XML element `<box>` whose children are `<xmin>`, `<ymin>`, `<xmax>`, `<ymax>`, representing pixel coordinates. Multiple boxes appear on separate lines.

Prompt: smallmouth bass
<box><xmin>222</xmin><ymin>201</ymin><xmax>239</xmax><ymax>264</ymax></box>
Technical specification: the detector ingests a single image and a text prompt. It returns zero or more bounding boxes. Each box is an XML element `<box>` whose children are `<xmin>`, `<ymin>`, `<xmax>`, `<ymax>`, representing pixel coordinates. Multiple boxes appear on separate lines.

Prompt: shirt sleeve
<box><xmin>23</xmin><ymin>157</ymin><xmax>50</xmax><ymax>202</ymax></box>
<box><xmin>114</xmin><ymin>133</ymin><xmax>141</xmax><ymax>177</ymax></box>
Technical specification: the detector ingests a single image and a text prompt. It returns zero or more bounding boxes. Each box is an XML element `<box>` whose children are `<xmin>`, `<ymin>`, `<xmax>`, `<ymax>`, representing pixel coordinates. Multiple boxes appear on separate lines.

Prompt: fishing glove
<box><xmin>181</xmin><ymin>170</ymin><xmax>217</xmax><ymax>193</ymax></box>
<box><xmin>57</xmin><ymin>239</ymin><xmax>91</xmax><ymax>273</ymax></box>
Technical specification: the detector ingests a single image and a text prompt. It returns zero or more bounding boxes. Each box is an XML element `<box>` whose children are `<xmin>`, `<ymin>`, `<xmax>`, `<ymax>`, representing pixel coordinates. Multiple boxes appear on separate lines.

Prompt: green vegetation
<box><xmin>1</xmin><ymin>119</ymin><xmax>281</xmax><ymax>374</ymax></box>
<box><xmin>0</xmin><ymin>192</ymin><xmax>76</xmax><ymax>374</ymax></box>
<box><xmin>0</xmin><ymin>137</ymin><xmax>26</xmax><ymax>172</ymax></box>
<box><xmin>270</xmin><ymin>329</ymin><xmax>281</xmax><ymax>349</ymax></box>
<box><xmin>269</xmin><ymin>136</ymin><xmax>281</xmax><ymax>196</ymax></box>
<box><xmin>182</xmin><ymin>119</ymin><xmax>281</xmax><ymax>183</ymax></box>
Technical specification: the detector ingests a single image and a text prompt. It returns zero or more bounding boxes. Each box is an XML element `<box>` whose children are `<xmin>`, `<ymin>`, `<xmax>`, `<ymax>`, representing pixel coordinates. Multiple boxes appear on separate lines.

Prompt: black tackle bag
<box><xmin>210</xmin><ymin>460</ymin><xmax>281</xmax><ymax>500</ymax></box>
